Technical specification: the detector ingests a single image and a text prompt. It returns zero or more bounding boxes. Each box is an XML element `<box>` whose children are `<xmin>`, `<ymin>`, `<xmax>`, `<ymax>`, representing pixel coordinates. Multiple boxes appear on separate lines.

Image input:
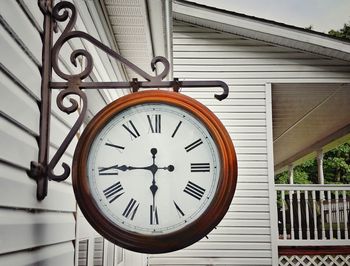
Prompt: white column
<box><xmin>288</xmin><ymin>164</ymin><xmax>294</xmax><ymax>184</ymax></box>
<box><xmin>317</xmin><ymin>150</ymin><xmax>324</xmax><ymax>184</ymax></box>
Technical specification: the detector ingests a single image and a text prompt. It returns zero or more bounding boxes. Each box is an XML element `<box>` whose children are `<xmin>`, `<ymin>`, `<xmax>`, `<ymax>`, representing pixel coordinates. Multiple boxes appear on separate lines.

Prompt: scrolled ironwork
<box><xmin>47</xmin><ymin>85</ymin><xmax>87</xmax><ymax>181</ymax></box>
<box><xmin>51</xmin><ymin>1</ymin><xmax>170</xmax><ymax>82</ymax></box>
<box><xmin>31</xmin><ymin>0</ymin><xmax>231</xmax><ymax>200</ymax></box>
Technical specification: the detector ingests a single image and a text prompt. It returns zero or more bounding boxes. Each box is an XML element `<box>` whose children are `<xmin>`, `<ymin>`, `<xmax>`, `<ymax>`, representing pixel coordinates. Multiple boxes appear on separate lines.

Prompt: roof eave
<box><xmin>173</xmin><ymin>0</ymin><xmax>350</xmax><ymax>62</ymax></box>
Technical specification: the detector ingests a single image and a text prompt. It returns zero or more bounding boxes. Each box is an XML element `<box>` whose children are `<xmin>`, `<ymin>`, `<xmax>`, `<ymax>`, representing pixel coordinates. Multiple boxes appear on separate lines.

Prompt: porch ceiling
<box><xmin>99</xmin><ymin>0</ymin><xmax>171</xmax><ymax>81</ymax></box>
<box><xmin>273</xmin><ymin>83</ymin><xmax>350</xmax><ymax>172</ymax></box>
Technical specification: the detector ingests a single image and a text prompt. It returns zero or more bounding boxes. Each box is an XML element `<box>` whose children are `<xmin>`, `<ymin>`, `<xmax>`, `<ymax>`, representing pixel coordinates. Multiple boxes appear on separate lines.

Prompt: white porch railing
<box><xmin>275</xmin><ymin>184</ymin><xmax>350</xmax><ymax>246</ymax></box>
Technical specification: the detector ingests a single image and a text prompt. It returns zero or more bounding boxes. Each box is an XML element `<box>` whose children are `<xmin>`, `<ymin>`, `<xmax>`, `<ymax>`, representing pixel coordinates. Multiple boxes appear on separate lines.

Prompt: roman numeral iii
<box><xmin>103</xmin><ymin>182</ymin><xmax>124</xmax><ymax>203</ymax></box>
<box><xmin>147</xmin><ymin>114</ymin><xmax>161</xmax><ymax>133</ymax></box>
<box><xmin>191</xmin><ymin>163</ymin><xmax>210</xmax><ymax>172</ymax></box>
<box><xmin>184</xmin><ymin>181</ymin><xmax>206</xmax><ymax>200</ymax></box>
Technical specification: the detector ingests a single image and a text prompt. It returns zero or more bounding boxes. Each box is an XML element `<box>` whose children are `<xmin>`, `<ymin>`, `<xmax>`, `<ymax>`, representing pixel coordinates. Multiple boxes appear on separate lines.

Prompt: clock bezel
<box><xmin>72</xmin><ymin>90</ymin><xmax>237</xmax><ymax>254</ymax></box>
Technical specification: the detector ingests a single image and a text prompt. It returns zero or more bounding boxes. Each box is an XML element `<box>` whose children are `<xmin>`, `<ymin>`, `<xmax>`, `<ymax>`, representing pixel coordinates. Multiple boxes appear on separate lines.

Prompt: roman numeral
<box><xmin>173</xmin><ymin>201</ymin><xmax>185</xmax><ymax>217</ymax></box>
<box><xmin>147</xmin><ymin>114</ymin><xmax>161</xmax><ymax>133</ymax></box>
<box><xmin>98</xmin><ymin>166</ymin><xmax>118</xmax><ymax>175</ymax></box>
<box><xmin>105</xmin><ymin>142</ymin><xmax>125</xmax><ymax>151</ymax></box>
<box><xmin>171</xmin><ymin>121</ymin><xmax>182</xmax><ymax>138</ymax></box>
<box><xmin>184</xmin><ymin>139</ymin><xmax>203</xmax><ymax>152</ymax></box>
<box><xmin>191</xmin><ymin>163</ymin><xmax>210</xmax><ymax>172</ymax></box>
<box><xmin>150</xmin><ymin>205</ymin><xmax>159</xmax><ymax>224</ymax></box>
<box><xmin>122</xmin><ymin>120</ymin><xmax>140</xmax><ymax>139</ymax></box>
<box><xmin>184</xmin><ymin>181</ymin><xmax>205</xmax><ymax>200</ymax></box>
<box><xmin>122</xmin><ymin>198</ymin><xmax>139</xmax><ymax>220</ymax></box>
<box><xmin>103</xmin><ymin>182</ymin><xmax>124</xmax><ymax>203</ymax></box>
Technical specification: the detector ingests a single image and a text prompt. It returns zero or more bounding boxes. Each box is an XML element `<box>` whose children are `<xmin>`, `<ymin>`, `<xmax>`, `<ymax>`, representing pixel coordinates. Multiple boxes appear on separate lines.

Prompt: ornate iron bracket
<box><xmin>28</xmin><ymin>0</ymin><xmax>230</xmax><ymax>200</ymax></box>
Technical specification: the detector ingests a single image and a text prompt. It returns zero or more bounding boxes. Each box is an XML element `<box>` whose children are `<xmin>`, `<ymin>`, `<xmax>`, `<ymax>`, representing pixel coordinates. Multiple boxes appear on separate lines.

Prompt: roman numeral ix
<box><xmin>184</xmin><ymin>181</ymin><xmax>206</xmax><ymax>200</ymax></box>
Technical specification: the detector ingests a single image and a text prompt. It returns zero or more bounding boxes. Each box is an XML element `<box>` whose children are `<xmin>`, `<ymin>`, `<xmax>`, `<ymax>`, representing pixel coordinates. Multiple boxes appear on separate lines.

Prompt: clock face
<box><xmin>87</xmin><ymin>103</ymin><xmax>221</xmax><ymax>235</ymax></box>
<box><xmin>73</xmin><ymin>90</ymin><xmax>237</xmax><ymax>253</ymax></box>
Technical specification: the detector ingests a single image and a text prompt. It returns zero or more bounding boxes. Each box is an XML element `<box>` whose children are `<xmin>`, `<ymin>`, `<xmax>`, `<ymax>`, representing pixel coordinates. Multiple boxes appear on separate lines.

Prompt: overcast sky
<box><xmin>192</xmin><ymin>0</ymin><xmax>350</xmax><ymax>33</ymax></box>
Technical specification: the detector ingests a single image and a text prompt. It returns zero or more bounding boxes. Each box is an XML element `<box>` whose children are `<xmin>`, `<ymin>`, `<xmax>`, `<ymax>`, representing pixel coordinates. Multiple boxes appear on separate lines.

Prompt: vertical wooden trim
<box><xmin>74</xmin><ymin>205</ymin><xmax>81</xmax><ymax>266</ymax></box>
<box><xmin>265</xmin><ymin>83</ymin><xmax>279</xmax><ymax>264</ymax></box>
<box><xmin>317</xmin><ymin>150</ymin><xmax>324</xmax><ymax>184</ymax></box>
<box><xmin>288</xmin><ymin>164</ymin><xmax>294</xmax><ymax>184</ymax></box>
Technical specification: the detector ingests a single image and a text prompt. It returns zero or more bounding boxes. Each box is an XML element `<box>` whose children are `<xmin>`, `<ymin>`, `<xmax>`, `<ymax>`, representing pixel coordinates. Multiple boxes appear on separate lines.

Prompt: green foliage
<box><xmin>275</xmin><ymin>142</ymin><xmax>350</xmax><ymax>184</ymax></box>
<box><xmin>328</xmin><ymin>22</ymin><xmax>350</xmax><ymax>39</ymax></box>
<box><xmin>323</xmin><ymin>142</ymin><xmax>350</xmax><ymax>184</ymax></box>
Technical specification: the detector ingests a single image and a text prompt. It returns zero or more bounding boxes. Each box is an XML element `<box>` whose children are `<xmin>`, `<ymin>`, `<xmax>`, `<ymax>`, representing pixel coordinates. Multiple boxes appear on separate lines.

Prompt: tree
<box><xmin>323</xmin><ymin>143</ymin><xmax>350</xmax><ymax>184</ymax></box>
<box><xmin>328</xmin><ymin>22</ymin><xmax>350</xmax><ymax>39</ymax></box>
<box><xmin>275</xmin><ymin>142</ymin><xmax>350</xmax><ymax>184</ymax></box>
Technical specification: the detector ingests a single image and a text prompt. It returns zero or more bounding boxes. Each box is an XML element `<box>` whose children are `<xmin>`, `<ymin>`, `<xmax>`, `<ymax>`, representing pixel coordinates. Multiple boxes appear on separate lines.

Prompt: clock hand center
<box><xmin>100</xmin><ymin>148</ymin><xmax>174</xmax><ymax>175</ymax></box>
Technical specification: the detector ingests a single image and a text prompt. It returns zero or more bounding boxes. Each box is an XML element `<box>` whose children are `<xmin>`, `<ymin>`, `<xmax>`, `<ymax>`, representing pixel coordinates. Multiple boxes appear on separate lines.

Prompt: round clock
<box><xmin>73</xmin><ymin>90</ymin><xmax>237</xmax><ymax>253</ymax></box>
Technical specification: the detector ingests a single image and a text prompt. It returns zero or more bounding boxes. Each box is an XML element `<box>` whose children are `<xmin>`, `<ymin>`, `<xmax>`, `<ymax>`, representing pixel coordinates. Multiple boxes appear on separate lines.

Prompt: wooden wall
<box><xmin>148</xmin><ymin>20</ymin><xmax>350</xmax><ymax>266</ymax></box>
<box><xmin>0</xmin><ymin>1</ymin><xmax>121</xmax><ymax>265</ymax></box>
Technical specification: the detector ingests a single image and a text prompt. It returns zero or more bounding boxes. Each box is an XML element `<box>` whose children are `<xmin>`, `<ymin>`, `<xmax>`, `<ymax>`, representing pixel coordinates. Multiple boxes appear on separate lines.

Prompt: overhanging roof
<box><xmin>173</xmin><ymin>0</ymin><xmax>350</xmax><ymax>62</ymax></box>
<box><xmin>273</xmin><ymin>83</ymin><xmax>350</xmax><ymax>173</ymax></box>
<box><xmin>98</xmin><ymin>0</ymin><xmax>172</xmax><ymax>81</ymax></box>
<box><xmin>172</xmin><ymin>1</ymin><xmax>350</xmax><ymax>172</ymax></box>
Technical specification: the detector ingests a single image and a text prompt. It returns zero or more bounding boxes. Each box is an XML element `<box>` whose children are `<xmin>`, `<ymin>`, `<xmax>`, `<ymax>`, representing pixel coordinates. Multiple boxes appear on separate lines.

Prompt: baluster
<box><xmin>328</xmin><ymin>190</ymin><xmax>333</xmax><ymax>239</ymax></box>
<box><xmin>312</xmin><ymin>190</ymin><xmax>318</xmax><ymax>240</ymax></box>
<box><xmin>305</xmin><ymin>191</ymin><xmax>310</xmax><ymax>240</ymax></box>
<box><xmin>335</xmin><ymin>191</ymin><xmax>341</xmax><ymax>239</ymax></box>
<box><xmin>343</xmin><ymin>190</ymin><xmax>348</xmax><ymax>240</ymax></box>
<box><xmin>320</xmin><ymin>190</ymin><xmax>326</xmax><ymax>239</ymax></box>
<box><xmin>289</xmin><ymin>190</ymin><xmax>294</xmax><ymax>240</ymax></box>
<box><xmin>281</xmin><ymin>190</ymin><xmax>287</xmax><ymax>240</ymax></box>
<box><xmin>297</xmin><ymin>190</ymin><xmax>302</xmax><ymax>239</ymax></box>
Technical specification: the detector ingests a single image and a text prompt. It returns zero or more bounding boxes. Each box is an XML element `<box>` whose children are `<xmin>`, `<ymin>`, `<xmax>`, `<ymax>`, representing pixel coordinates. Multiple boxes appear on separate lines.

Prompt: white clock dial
<box><xmin>87</xmin><ymin>103</ymin><xmax>221</xmax><ymax>235</ymax></box>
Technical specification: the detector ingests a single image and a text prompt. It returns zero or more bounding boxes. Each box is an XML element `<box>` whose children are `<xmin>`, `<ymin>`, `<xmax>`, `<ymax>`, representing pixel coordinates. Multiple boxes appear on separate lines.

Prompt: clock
<box><xmin>72</xmin><ymin>90</ymin><xmax>237</xmax><ymax>253</ymax></box>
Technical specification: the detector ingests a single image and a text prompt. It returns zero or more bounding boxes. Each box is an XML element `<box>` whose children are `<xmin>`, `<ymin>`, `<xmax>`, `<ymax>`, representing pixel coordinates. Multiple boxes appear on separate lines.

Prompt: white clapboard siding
<box><xmin>0</xmin><ymin>117</ymin><xmax>38</xmax><ymax>168</ymax></box>
<box><xmin>0</xmin><ymin>162</ymin><xmax>75</xmax><ymax>212</ymax></box>
<box><xmin>149</xmin><ymin>20</ymin><xmax>350</xmax><ymax>266</ymax></box>
<box><xmin>0</xmin><ymin>24</ymin><xmax>41</xmax><ymax>99</ymax></box>
<box><xmin>0</xmin><ymin>1</ymin><xmax>127</xmax><ymax>265</ymax></box>
<box><xmin>0</xmin><ymin>0</ymin><xmax>42</xmax><ymax>64</ymax></box>
<box><xmin>0</xmin><ymin>1</ymin><xmax>95</xmax><ymax>265</ymax></box>
<box><xmin>0</xmin><ymin>70</ymin><xmax>40</xmax><ymax>135</ymax></box>
<box><xmin>0</xmin><ymin>242</ymin><xmax>74</xmax><ymax>266</ymax></box>
<box><xmin>0</xmin><ymin>209</ymin><xmax>75</xmax><ymax>254</ymax></box>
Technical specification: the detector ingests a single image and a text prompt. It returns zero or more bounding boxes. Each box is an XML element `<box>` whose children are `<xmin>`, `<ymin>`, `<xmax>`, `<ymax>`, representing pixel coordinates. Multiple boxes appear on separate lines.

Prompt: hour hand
<box><xmin>98</xmin><ymin>164</ymin><xmax>130</xmax><ymax>175</ymax></box>
<box><xmin>98</xmin><ymin>164</ymin><xmax>120</xmax><ymax>175</ymax></box>
<box><xmin>98</xmin><ymin>164</ymin><xmax>150</xmax><ymax>175</ymax></box>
